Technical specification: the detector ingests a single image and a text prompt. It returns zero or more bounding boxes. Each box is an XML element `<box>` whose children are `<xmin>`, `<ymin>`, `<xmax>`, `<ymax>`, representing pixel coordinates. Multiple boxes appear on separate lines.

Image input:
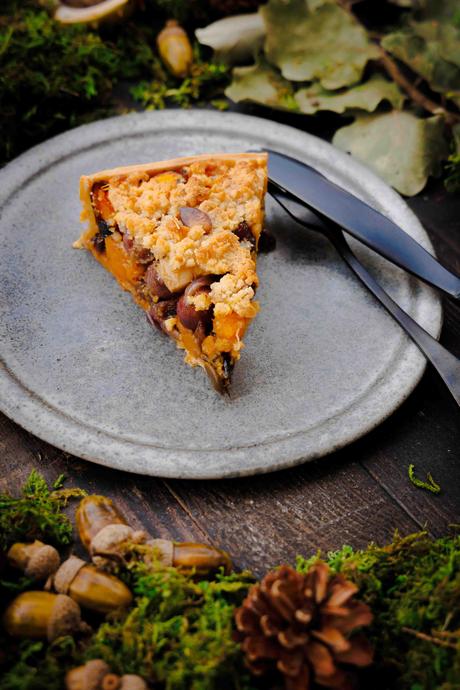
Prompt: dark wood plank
<box><xmin>357</xmin><ymin>369</ymin><xmax>460</xmax><ymax>535</ymax></box>
<box><xmin>0</xmin><ymin>414</ymin><xmax>204</xmax><ymax>546</ymax></box>
<box><xmin>167</xmin><ymin>457</ymin><xmax>420</xmax><ymax>576</ymax></box>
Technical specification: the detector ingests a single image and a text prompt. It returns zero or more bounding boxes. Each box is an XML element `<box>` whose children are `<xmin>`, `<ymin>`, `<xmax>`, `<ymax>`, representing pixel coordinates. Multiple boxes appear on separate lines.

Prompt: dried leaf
<box><xmin>260</xmin><ymin>0</ymin><xmax>379</xmax><ymax>88</ymax></box>
<box><xmin>295</xmin><ymin>74</ymin><xmax>405</xmax><ymax>114</ymax></box>
<box><xmin>225</xmin><ymin>59</ymin><xmax>298</xmax><ymax>110</ymax></box>
<box><xmin>418</xmin><ymin>0</ymin><xmax>460</xmax><ymax>22</ymax></box>
<box><xmin>332</xmin><ymin>111</ymin><xmax>449</xmax><ymax>196</ymax></box>
<box><xmin>195</xmin><ymin>13</ymin><xmax>265</xmax><ymax>65</ymax></box>
<box><xmin>382</xmin><ymin>23</ymin><xmax>460</xmax><ymax>98</ymax></box>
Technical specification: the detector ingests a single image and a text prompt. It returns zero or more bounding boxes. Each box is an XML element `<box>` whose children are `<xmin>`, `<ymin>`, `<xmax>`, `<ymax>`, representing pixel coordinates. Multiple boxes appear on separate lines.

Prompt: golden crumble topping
<box><xmin>77</xmin><ymin>153</ymin><xmax>267</xmax><ymax>392</ymax></box>
<box><xmin>107</xmin><ymin>159</ymin><xmax>266</xmax><ymax>303</ymax></box>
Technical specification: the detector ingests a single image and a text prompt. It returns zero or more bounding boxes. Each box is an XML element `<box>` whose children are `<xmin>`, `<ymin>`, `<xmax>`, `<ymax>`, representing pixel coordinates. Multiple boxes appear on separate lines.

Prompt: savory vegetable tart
<box><xmin>75</xmin><ymin>153</ymin><xmax>268</xmax><ymax>392</ymax></box>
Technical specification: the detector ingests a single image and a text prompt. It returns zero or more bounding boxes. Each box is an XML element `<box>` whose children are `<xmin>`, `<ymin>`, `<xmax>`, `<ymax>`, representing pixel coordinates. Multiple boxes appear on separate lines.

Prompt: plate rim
<box><xmin>0</xmin><ymin>110</ymin><xmax>442</xmax><ymax>479</ymax></box>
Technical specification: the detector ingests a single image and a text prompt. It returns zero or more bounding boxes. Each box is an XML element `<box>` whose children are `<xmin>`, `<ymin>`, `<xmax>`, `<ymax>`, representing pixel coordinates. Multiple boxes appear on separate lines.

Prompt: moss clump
<box><xmin>1</xmin><ymin>473</ymin><xmax>459</xmax><ymax>690</ymax></box>
<box><xmin>297</xmin><ymin>531</ymin><xmax>460</xmax><ymax>690</ymax></box>
<box><xmin>0</xmin><ymin>638</ymin><xmax>77</xmax><ymax>690</ymax></box>
<box><xmin>84</xmin><ymin>560</ymin><xmax>255</xmax><ymax>689</ymax></box>
<box><xmin>0</xmin><ymin>2</ymin><xmax>228</xmax><ymax>166</ymax></box>
<box><xmin>0</xmin><ymin>471</ymin><xmax>85</xmax><ymax>551</ymax></box>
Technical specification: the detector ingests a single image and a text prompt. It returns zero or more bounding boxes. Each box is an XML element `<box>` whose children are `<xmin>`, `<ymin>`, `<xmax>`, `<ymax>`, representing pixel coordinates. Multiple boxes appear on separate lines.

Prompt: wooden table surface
<box><xmin>1</xmin><ymin>109</ymin><xmax>459</xmax><ymax>576</ymax></box>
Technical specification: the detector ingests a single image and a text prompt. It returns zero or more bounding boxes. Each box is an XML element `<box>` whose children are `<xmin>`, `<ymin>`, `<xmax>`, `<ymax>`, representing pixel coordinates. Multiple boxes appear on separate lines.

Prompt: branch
<box><xmin>402</xmin><ymin>627</ymin><xmax>458</xmax><ymax>650</ymax></box>
<box><xmin>379</xmin><ymin>49</ymin><xmax>460</xmax><ymax>125</ymax></box>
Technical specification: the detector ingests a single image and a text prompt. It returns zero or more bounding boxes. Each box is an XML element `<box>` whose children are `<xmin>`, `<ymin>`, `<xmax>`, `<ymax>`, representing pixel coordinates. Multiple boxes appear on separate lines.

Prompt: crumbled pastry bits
<box><xmin>7</xmin><ymin>540</ymin><xmax>60</xmax><ymax>581</ymax></box>
<box><xmin>157</xmin><ymin>20</ymin><xmax>193</xmax><ymax>78</ymax></box>
<box><xmin>76</xmin><ymin>494</ymin><xmax>232</xmax><ymax>574</ymax></box>
<box><xmin>66</xmin><ymin>659</ymin><xmax>148</xmax><ymax>690</ymax></box>
<box><xmin>3</xmin><ymin>591</ymin><xmax>86</xmax><ymax>641</ymax></box>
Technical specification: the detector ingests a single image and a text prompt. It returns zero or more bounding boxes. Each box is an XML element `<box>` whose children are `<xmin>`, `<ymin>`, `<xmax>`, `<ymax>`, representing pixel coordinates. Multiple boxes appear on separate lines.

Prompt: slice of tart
<box><xmin>76</xmin><ymin>152</ymin><xmax>268</xmax><ymax>392</ymax></box>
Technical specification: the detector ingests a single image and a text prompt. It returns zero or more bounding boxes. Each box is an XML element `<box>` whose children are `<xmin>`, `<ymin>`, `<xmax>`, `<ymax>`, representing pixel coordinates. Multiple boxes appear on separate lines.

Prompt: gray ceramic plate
<box><xmin>0</xmin><ymin>111</ymin><xmax>441</xmax><ymax>479</ymax></box>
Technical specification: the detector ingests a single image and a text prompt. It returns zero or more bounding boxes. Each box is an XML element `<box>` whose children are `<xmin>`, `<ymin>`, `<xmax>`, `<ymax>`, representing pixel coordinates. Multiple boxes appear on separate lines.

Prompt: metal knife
<box><xmin>265</xmin><ymin>148</ymin><xmax>460</xmax><ymax>300</ymax></box>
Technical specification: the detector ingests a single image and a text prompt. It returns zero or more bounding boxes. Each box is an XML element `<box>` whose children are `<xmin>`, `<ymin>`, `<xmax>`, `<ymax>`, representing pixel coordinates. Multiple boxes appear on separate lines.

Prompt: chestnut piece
<box><xmin>145</xmin><ymin>264</ymin><xmax>173</xmax><ymax>300</ymax></box>
<box><xmin>176</xmin><ymin>276</ymin><xmax>214</xmax><ymax>331</ymax></box>
<box><xmin>179</xmin><ymin>207</ymin><xmax>212</xmax><ymax>233</ymax></box>
<box><xmin>147</xmin><ymin>299</ymin><xmax>179</xmax><ymax>333</ymax></box>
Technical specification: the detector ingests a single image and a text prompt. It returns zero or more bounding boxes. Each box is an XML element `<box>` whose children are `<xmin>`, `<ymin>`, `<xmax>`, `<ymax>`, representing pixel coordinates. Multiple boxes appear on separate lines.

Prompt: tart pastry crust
<box><xmin>76</xmin><ymin>152</ymin><xmax>268</xmax><ymax>392</ymax></box>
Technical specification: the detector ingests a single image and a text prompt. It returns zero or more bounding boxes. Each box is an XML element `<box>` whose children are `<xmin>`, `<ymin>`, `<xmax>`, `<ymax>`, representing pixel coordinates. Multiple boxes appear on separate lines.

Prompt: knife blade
<box><xmin>265</xmin><ymin>148</ymin><xmax>460</xmax><ymax>300</ymax></box>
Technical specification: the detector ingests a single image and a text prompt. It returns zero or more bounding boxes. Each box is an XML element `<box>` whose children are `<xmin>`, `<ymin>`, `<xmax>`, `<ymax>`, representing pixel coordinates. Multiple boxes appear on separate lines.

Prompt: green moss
<box><xmin>296</xmin><ymin>531</ymin><xmax>460</xmax><ymax>690</ymax></box>
<box><xmin>408</xmin><ymin>464</ymin><xmax>441</xmax><ymax>494</ymax></box>
<box><xmin>0</xmin><ymin>638</ymin><xmax>76</xmax><ymax>690</ymax></box>
<box><xmin>2</xmin><ymin>473</ymin><xmax>459</xmax><ymax>690</ymax></box>
<box><xmin>0</xmin><ymin>470</ymin><xmax>86</xmax><ymax>551</ymax></box>
<box><xmin>130</xmin><ymin>45</ymin><xmax>229</xmax><ymax>110</ymax></box>
<box><xmin>0</xmin><ymin>2</ymin><xmax>227</xmax><ymax>166</ymax></box>
<box><xmin>84</xmin><ymin>559</ymin><xmax>255</xmax><ymax>690</ymax></box>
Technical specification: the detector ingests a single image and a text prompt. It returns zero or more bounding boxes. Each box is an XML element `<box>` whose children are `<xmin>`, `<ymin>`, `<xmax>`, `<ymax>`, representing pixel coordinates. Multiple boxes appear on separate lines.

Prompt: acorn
<box><xmin>149</xmin><ymin>538</ymin><xmax>232</xmax><ymax>575</ymax></box>
<box><xmin>66</xmin><ymin>662</ymin><xmax>147</xmax><ymax>690</ymax></box>
<box><xmin>76</xmin><ymin>495</ymin><xmax>129</xmax><ymax>552</ymax></box>
<box><xmin>66</xmin><ymin>659</ymin><xmax>110</xmax><ymax>690</ymax></box>
<box><xmin>76</xmin><ymin>495</ymin><xmax>146</xmax><ymax>566</ymax></box>
<box><xmin>3</xmin><ymin>591</ymin><xmax>83</xmax><ymax>641</ymax></box>
<box><xmin>77</xmin><ymin>495</ymin><xmax>232</xmax><ymax>575</ymax></box>
<box><xmin>53</xmin><ymin>556</ymin><xmax>132</xmax><ymax>614</ymax></box>
<box><xmin>101</xmin><ymin>673</ymin><xmax>121</xmax><ymax>690</ymax></box>
<box><xmin>157</xmin><ymin>20</ymin><xmax>193</xmax><ymax>78</ymax></box>
<box><xmin>119</xmin><ymin>676</ymin><xmax>148</xmax><ymax>690</ymax></box>
<box><xmin>7</xmin><ymin>540</ymin><xmax>60</xmax><ymax>581</ymax></box>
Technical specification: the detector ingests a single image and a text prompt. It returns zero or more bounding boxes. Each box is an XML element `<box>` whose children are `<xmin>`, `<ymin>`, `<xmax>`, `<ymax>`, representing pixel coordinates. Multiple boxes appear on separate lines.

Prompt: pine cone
<box><xmin>234</xmin><ymin>563</ymin><xmax>373</xmax><ymax>690</ymax></box>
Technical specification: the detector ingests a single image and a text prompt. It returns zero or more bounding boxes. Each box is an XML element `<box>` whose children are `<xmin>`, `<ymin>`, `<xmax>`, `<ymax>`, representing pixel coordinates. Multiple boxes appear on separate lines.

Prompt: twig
<box><xmin>402</xmin><ymin>627</ymin><xmax>458</xmax><ymax>650</ymax></box>
<box><xmin>379</xmin><ymin>49</ymin><xmax>460</xmax><ymax>125</ymax></box>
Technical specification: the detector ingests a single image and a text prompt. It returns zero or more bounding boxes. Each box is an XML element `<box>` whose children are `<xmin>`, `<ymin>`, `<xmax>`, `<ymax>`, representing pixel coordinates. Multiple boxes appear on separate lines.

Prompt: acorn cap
<box><xmin>48</xmin><ymin>594</ymin><xmax>82</xmax><ymax>641</ymax></box>
<box><xmin>27</xmin><ymin>543</ymin><xmax>61</xmax><ymax>580</ymax></box>
<box><xmin>120</xmin><ymin>675</ymin><xmax>148</xmax><ymax>690</ymax></box>
<box><xmin>54</xmin><ymin>556</ymin><xmax>87</xmax><ymax>594</ymax></box>
<box><xmin>7</xmin><ymin>541</ymin><xmax>60</xmax><ymax>580</ymax></box>
<box><xmin>148</xmin><ymin>539</ymin><xmax>174</xmax><ymax>567</ymax></box>
<box><xmin>90</xmin><ymin>524</ymin><xmax>135</xmax><ymax>555</ymax></box>
<box><xmin>66</xmin><ymin>659</ymin><xmax>110</xmax><ymax>690</ymax></box>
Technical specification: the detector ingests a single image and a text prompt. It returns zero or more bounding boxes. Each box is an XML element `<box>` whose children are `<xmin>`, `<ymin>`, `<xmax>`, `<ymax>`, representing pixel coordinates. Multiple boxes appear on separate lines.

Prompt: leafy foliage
<box><xmin>261</xmin><ymin>0</ymin><xmax>379</xmax><ymax>88</ymax></box>
<box><xmin>296</xmin><ymin>74</ymin><xmax>405</xmax><ymax>114</ymax></box>
<box><xmin>0</xmin><ymin>470</ymin><xmax>86</xmax><ymax>550</ymax></box>
<box><xmin>332</xmin><ymin>110</ymin><xmax>449</xmax><ymax>196</ymax></box>
<box><xmin>381</xmin><ymin>24</ymin><xmax>460</xmax><ymax>98</ymax></box>
<box><xmin>218</xmin><ymin>0</ymin><xmax>460</xmax><ymax>195</ymax></box>
<box><xmin>296</xmin><ymin>531</ymin><xmax>460</xmax><ymax>690</ymax></box>
<box><xmin>225</xmin><ymin>58</ymin><xmax>298</xmax><ymax>110</ymax></box>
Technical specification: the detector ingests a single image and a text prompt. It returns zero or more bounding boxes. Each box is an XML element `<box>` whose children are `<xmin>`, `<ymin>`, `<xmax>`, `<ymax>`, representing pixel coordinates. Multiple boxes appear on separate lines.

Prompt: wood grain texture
<box><xmin>1</xmin><ymin>118</ymin><xmax>459</xmax><ymax>576</ymax></box>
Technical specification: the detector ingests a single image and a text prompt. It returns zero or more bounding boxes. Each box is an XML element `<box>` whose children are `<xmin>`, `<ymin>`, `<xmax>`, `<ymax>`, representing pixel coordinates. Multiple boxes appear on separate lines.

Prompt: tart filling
<box><xmin>76</xmin><ymin>153</ymin><xmax>268</xmax><ymax>392</ymax></box>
